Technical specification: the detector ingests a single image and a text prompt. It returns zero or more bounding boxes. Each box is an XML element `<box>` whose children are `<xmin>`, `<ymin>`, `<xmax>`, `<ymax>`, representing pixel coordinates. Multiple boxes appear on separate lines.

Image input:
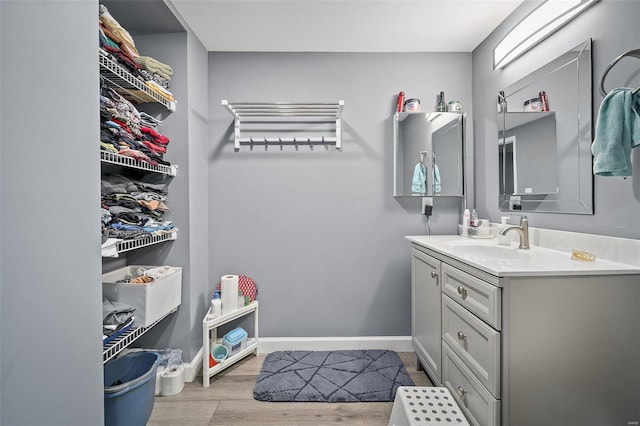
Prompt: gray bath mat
<box><xmin>253</xmin><ymin>350</ymin><xmax>414</xmax><ymax>402</ymax></box>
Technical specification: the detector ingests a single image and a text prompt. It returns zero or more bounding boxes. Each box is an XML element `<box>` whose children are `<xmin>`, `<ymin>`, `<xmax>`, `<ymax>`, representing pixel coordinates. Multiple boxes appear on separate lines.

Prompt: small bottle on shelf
<box><xmin>210</xmin><ymin>292</ymin><xmax>222</xmax><ymax>318</ymax></box>
<box><xmin>497</xmin><ymin>91</ymin><xmax>507</xmax><ymax>113</ymax></box>
<box><xmin>436</xmin><ymin>91</ymin><xmax>447</xmax><ymax>112</ymax></box>
<box><xmin>539</xmin><ymin>91</ymin><xmax>549</xmax><ymax>111</ymax></box>
<box><xmin>396</xmin><ymin>91</ymin><xmax>405</xmax><ymax>112</ymax></box>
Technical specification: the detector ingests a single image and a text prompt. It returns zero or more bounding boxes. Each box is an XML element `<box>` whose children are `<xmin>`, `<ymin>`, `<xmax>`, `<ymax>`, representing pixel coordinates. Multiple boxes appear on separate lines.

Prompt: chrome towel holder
<box><xmin>599</xmin><ymin>48</ymin><xmax>640</xmax><ymax>97</ymax></box>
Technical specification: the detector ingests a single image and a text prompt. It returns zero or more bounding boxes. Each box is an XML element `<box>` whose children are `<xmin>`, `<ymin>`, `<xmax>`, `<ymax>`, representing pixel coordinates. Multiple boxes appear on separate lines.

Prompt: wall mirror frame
<box><xmin>394</xmin><ymin>112</ymin><xmax>465</xmax><ymax>198</ymax></box>
<box><xmin>498</xmin><ymin>38</ymin><xmax>593</xmax><ymax>214</ymax></box>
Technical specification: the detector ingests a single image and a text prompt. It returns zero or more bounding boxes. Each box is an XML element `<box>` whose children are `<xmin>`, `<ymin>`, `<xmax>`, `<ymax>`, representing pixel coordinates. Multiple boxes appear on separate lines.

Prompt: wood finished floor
<box><xmin>147</xmin><ymin>352</ymin><xmax>433</xmax><ymax>426</ymax></box>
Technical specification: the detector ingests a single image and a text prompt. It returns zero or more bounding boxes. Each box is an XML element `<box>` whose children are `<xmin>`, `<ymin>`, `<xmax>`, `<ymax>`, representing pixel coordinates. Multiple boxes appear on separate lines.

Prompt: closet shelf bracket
<box><xmin>222</xmin><ymin>100</ymin><xmax>344</xmax><ymax>151</ymax></box>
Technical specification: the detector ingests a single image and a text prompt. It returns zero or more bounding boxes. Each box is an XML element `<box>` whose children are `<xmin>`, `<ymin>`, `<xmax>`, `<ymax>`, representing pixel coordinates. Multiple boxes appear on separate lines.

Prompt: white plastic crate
<box><xmin>389</xmin><ymin>387</ymin><xmax>469</xmax><ymax>426</ymax></box>
<box><xmin>102</xmin><ymin>266</ymin><xmax>182</xmax><ymax>327</ymax></box>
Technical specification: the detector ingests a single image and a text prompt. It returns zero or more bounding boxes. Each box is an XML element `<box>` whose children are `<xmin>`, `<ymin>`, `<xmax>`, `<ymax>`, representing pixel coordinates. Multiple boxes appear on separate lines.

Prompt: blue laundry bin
<box><xmin>104</xmin><ymin>351</ymin><xmax>159</xmax><ymax>426</ymax></box>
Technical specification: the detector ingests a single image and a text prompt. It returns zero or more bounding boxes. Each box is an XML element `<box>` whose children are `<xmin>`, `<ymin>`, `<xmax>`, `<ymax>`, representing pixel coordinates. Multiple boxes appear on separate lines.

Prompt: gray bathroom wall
<box><xmin>472</xmin><ymin>0</ymin><xmax>640</xmax><ymax>239</ymax></box>
<box><xmin>1</xmin><ymin>1</ymin><xmax>103</xmax><ymax>424</ymax></box>
<box><xmin>126</xmin><ymin>30</ymin><xmax>211</xmax><ymax>360</ymax></box>
<box><xmin>208</xmin><ymin>52</ymin><xmax>472</xmax><ymax>337</ymax></box>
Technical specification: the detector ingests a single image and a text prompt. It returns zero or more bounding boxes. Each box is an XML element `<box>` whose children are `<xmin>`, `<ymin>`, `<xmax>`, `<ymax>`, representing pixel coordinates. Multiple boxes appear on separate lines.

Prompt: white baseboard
<box><xmin>183</xmin><ymin>346</ymin><xmax>203</xmax><ymax>383</ymax></box>
<box><xmin>258</xmin><ymin>336</ymin><xmax>413</xmax><ymax>354</ymax></box>
<box><xmin>183</xmin><ymin>336</ymin><xmax>412</xmax><ymax>382</ymax></box>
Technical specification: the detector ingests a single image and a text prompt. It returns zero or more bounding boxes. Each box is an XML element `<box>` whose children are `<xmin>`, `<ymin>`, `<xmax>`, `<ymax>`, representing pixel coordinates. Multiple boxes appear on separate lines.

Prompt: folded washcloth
<box><xmin>433</xmin><ymin>163</ymin><xmax>441</xmax><ymax>193</ymax></box>
<box><xmin>591</xmin><ymin>87</ymin><xmax>640</xmax><ymax>176</ymax></box>
<box><xmin>133</xmin><ymin>56</ymin><xmax>173</xmax><ymax>80</ymax></box>
<box><xmin>411</xmin><ymin>163</ymin><xmax>426</xmax><ymax>194</ymax></box>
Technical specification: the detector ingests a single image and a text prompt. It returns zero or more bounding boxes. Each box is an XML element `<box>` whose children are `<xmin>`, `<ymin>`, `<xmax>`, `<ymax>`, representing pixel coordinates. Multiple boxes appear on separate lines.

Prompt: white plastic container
<box><xmin>404</xmin><ymin>98</ymin><xmax>421</xmax><ymax>112</ymax></box>
<box><xmin>102</xmin><ymin>266</ymin><xmax>182</xmax><ymax>327</ymax></box>
<box><xmin>462</xmin><ymin>209</ymin><xmax>471</xmax><ymax>227</ymax></box>
<box><xmin>210</xmin><ymin>292</ymin><xmax>222</xmax><ymax>318</ymax></box>
<box><xmin>223</xmin><ymin>327</ymin><xmax>248</xmax><ymax>356</ymax></box>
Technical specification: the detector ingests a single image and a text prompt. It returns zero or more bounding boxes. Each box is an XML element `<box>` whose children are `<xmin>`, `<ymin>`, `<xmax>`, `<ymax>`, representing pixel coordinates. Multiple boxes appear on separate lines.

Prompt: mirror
<box><xmin>498</xmin><ymin>39</ymin><xmax>593</xmax><ymax>214</ymax></box>
<box><xmin>394</xmin><ymin>112</ymin><xmax>464</xmax><ymax>197</ymax></box>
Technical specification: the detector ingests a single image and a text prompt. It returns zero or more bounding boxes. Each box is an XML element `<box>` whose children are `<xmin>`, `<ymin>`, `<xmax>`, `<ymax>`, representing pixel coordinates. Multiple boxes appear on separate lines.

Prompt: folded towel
<box><xmin>411</xmin><ymin>163</ymin><xmax>426</xmax><ymax>194</ymax></box>
<box><xmin>133</xmin><ymin>56</ymin><xmax>173</xmax><ymax>79</ymax></box>
<box><xmin>433</xmin><ymin>163</ymin><xmax>441</xmax><ymax>193</ymax></box>
<box><xmin>591</xmin><ymin>87</ymin><xmax>640</xmax><ymax>176</ymax></box>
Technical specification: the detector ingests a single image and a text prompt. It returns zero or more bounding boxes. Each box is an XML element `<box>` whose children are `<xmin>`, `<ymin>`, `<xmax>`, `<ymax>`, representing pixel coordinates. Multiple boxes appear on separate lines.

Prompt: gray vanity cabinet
<box><xmin>410</xmin><ymin>242</ymin><xmax>640</xmax><ymax>426</ymax></box>
<box><xmin>411</xmin><ymin>247</ymin><xmax>442</xmax><ymax>384</ymax></box>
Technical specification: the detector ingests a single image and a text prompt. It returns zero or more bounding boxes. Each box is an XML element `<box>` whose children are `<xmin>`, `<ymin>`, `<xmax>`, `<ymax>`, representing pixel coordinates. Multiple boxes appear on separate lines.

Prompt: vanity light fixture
<box><xmin>493</xmin><ymin>0</ymin><xmax>598</xmax><ymax>70</ymax></box>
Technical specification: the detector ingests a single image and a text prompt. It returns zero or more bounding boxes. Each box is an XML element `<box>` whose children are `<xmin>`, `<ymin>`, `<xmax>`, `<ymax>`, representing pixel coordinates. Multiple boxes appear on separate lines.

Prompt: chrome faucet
<box><xmin>498</xmin><ymin>215</ymin><xmax>530</xmax><ymax>249</ymax></box>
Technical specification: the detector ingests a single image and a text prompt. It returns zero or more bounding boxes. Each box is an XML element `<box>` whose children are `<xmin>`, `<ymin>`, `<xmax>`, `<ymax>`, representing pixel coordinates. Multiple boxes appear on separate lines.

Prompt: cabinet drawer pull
<box><xmin>457</xmin><ymin>331</ymin><xmax>466</xmax><ymax>341</ymax></box>
<box><xmin>431</xmin><ymin>271</ymin><xmax>438</xmax><ymax>279</ymax></box>
<box><xmin>457</xmin><ymin>386</ymin><xmax>467</xmax><ymax>397</ymax></box>
<box><xmin>457</xmin><ymin>286</ymin><xmax>467</xmax><ymax>296</ymax></box>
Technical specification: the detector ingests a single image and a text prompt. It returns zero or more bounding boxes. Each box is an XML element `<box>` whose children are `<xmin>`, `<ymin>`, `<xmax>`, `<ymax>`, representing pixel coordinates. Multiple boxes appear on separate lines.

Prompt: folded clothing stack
<box><xmin>103</xmin><ymin>297</ymin><xmax>135</xmax><ymax>342</ymax></box>
<box><xmin>100</xmin><ymin>87</ymin><xmax>172</xmax><ymax>167</ymax></box>
<box><xmin>98</xmin><ymin>4</ymin><xmax>175</xmax><ymax>98</ymax></box>
<box><xmin>101</xmin><ymin>173</ymin><xmax>175</xmax><ymax>243</ymax></box>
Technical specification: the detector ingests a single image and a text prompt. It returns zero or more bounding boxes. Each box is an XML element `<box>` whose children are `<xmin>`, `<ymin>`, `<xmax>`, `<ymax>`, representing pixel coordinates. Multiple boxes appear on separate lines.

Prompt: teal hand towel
<box><xmin>592</xmin><ymin>88</ymin><xmax>640</xmax><ymax>176</ymax></box>
<box><xmin>411</xmin><ymin>163</ymin><xmax>426</xmax><ymax>194</ymax></box>
<box><xmin>433</xmin><ymin>163</ymin><xmax>441</xmax><ymax>193</ymax></box>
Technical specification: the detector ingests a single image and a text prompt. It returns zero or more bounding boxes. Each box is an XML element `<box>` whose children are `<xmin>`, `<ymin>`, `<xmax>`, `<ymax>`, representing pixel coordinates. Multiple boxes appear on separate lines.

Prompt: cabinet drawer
<box><xmin>442</xmin><ymin>343</ymin><xmax>500</xmax><ymax>426</ymax></box>
<box><xmin>441</xmin><ymin>263</ymin><xmax>501</xmax><ymax>330</ymax></box>
<box><xmin>442</xmin><ymin>295</ymin><xmax>500</xmax><ymax>398</ymax></box>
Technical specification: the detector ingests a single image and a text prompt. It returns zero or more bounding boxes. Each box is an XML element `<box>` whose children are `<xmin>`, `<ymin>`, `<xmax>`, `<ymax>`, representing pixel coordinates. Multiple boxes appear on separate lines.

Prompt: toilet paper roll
<box><xmin>160</xmin><ymin>365</ymin><xmax>185</xmax><ymax>397</ymax></box>
<box><xmin>221</xmin><ymin>274</ymin><xmax>239</xmax><ymax>315</ymax></box>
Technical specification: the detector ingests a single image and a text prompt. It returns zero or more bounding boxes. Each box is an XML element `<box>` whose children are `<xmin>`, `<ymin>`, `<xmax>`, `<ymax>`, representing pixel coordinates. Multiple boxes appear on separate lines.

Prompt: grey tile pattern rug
<box><xmin>253</xmin><ymin>350</ymin><xmax>415</xmax><ymax>402</ymax></box>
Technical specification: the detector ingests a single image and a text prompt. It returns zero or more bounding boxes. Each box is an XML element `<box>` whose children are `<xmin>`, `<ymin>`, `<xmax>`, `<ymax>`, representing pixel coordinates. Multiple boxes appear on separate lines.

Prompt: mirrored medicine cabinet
<box><xmin>498</xmin><ymin>38</ymin><xmax>593</xmax><ymax>214</ymax></box>
<box><xmin>393</xmin><ymin>112</ymin><xmax>465</xmax><ymax>198</ymax></box>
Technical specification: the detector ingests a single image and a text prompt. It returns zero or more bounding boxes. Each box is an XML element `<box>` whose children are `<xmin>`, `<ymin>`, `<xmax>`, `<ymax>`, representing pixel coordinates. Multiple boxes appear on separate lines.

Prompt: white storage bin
<box><xmin>103</xmin><ymin>266</ymin><xmax>182</xmax><ymax>327</ymax></box>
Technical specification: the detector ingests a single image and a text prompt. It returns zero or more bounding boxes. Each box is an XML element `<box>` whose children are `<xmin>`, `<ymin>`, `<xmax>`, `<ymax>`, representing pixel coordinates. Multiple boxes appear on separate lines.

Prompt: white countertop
<box><xmin>406</xmin><ymin>233</ymin><xmax>640</xmax><ymax>277</ymax></box>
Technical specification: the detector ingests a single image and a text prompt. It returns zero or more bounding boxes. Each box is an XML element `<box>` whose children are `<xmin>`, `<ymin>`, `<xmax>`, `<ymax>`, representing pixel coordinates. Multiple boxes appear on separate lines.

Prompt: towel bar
<box><xmin>599</xmin><ymin>48</ymin><xmax>640</xmax><ymax>97</ymax></box>
<box><xmin>223</xmin><ymin>100</ymin><xmax>344</xmax><ymax>151</ymax></box>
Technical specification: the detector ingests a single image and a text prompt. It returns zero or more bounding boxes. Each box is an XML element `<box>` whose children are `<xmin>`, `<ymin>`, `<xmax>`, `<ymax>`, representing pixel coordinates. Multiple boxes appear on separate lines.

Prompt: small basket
<box><xmin>459</xmin><ymin>223</ymin><xmax>497</xmax><ymax>239</ymax></box>
<box><xmin>211</xmin><ymin>344</ymin><xmax>228</xmax><ymax>363</ymax></box>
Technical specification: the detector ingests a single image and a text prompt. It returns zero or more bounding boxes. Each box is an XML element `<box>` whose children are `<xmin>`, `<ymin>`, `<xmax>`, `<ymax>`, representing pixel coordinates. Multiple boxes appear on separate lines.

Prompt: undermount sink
<box><xmin>435</xmin><ymin>238</ymin><xmax>569</xmax><ymax>271</ymax></box>
<box><xmin>451</xmin><ymin>244</ymin><xmax>530</xmax><ymax>261</ymax></box>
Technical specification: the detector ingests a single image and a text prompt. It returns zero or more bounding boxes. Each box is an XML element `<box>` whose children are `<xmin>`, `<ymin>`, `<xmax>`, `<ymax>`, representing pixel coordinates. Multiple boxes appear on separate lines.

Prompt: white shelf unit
<box><xmin>99</xmin><ymin>49</ymin><xmax>176</xmax><ymax>112</ymax></box>
<box><xmin>202</xmin><ymin>301</ymin><xmax>259</xmax><ymax>387</ymax></box>
<box><xmin>222</xmin><ymin>100</ymin><xmax>344</xmax><ymax>151</ymax></box>
<box><xmin>100</xmin><ymin>46</ymin><xmax>180</xmax><ymax>361</ymax></box>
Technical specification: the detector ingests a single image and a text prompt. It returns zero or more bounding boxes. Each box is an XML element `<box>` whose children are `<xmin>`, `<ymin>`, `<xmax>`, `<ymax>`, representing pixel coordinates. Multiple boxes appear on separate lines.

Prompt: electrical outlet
<box><xmin>422</xmin><ymin>197</ymin><xmax>433</xmax><ymax>216</ymax></box>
